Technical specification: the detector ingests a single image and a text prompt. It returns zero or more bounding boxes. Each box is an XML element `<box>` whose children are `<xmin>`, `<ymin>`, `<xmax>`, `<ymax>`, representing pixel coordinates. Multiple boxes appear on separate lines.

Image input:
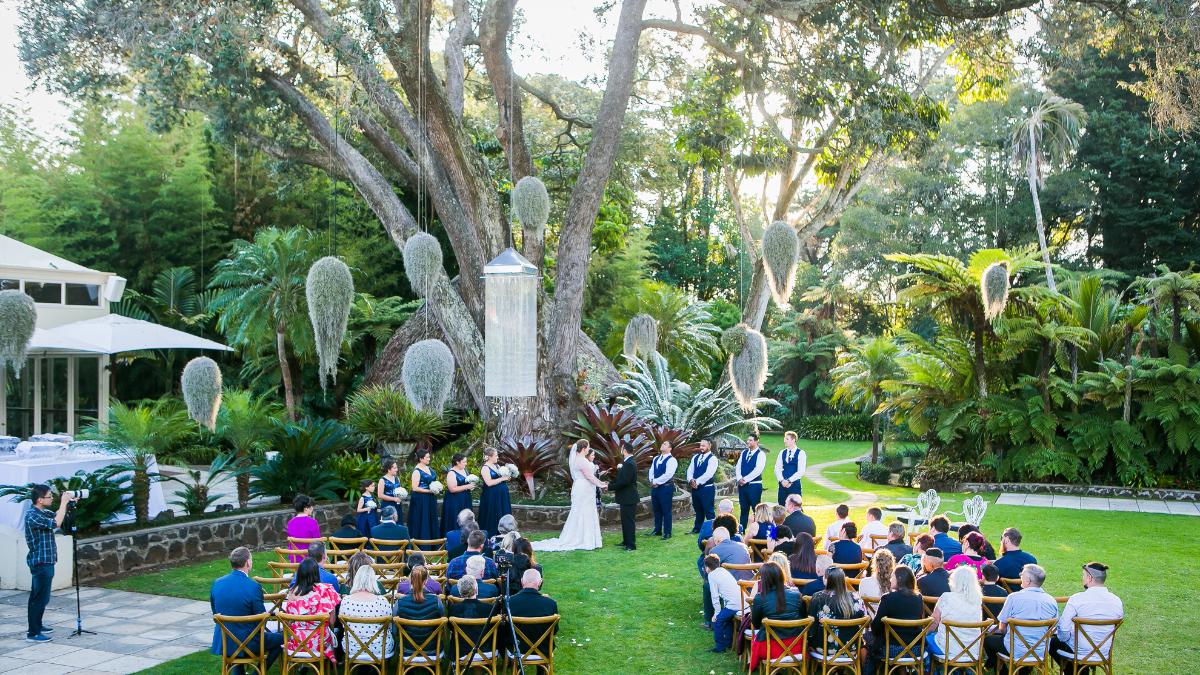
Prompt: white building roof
<box><xmin>0</xmin><ymin>234</ymin><xmax>107</xmax><ymax>275</ymax></box>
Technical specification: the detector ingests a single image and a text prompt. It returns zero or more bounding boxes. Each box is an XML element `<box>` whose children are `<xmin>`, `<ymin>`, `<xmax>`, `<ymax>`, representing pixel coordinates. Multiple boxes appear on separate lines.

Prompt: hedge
<box><xmin>788</xmin><ymin>414</ymin><xmax>873</xmax><ymax>442</ymax></box>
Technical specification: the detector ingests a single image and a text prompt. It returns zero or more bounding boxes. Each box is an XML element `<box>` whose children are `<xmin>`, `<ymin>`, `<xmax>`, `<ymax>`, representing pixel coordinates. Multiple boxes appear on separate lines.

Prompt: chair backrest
<box><xmin>364</xmin><ymin>545</ymin><xmax>407</xmax><ymax>566</ymax></box>
<box><xmin>921</xmin><ymin>595</ymin><xmax>940</xmax><ymax>618</ymax></box>
<box><xmin>816</xmin><ymin>615</ymin><xmax>869</xmax><ymax>664</ymax></box>
<box><xmin>410</xmin><ymin>539</ymin><xmax>448</xmax><ymax>564</ymax></box>
<box><xmin>214</xmin><ymin>612</ymin><xmax>270</xmax><ymax>674</ymax></box>
<box><xmin>722</xmin><ymin>562</ymin><xmax>762</xmax><ymax>579</ymax></box>
<box><xmin>254</xmin><ymin>576</ymin><xmax>290</xmax><ymax>592</ymax></box>
<box><xmin>324</xmin><ymin>548</ymin><xmax>357</xmax><ymax>564</ymax></box>
<box><xmin>286</xmin><ymin>536</ymin><xmax>325</xmax><ymax>549</ymax></box>
<box><xmin>982</xmin><ymin>596</ymin><xmax>1006</xmax><ymax>623</ymax></box>
<box><xmin>812</xmin><ymin>535</ymin><xmax>824</xmax><ymax>548</ymax></box>
<box><xmin>276</xmin><ymin>611</ymin><xmax>331</xmax><ymax>662</ymax></box>
<box><xmin>999</xmin><ymin>577</ymin><xmax>1023</xmax><ymax>594</ymax></box>
<box><xmin>745</xmin><ymin>537</ymin><xmax>770</xmax><ymax>561</ymax></box>
<box><xmin>735</xmin><ymin>579</ymin><xmax>757</xmax><ymax>614</ymax></box>
<box><xmin>832</xmin><ymin>561</ymin><xmax>869</xmax><ymax>578</ymax></box>
<box><xmin>394</xmin><ymin>616</ymin><xmax>446</xmax><ymax>671</ymax></box>
<box><xmin>845</xmin><ymin>577</ymin><xmax>862</xmax><ymax>590</ymax></box>
<box><xmin>1002</xmin><ymin>617</ymin><xmax>1058</xmax><ymax>666</ymax></box>
<box><xmin>881</xmin><ymin>616</ymin><xmax>933</xmax><ymax>670</ymax></box>
<box><xmin>274</xmin><ymin>546</ymin><xmax>299</xmax><ymax>563</ymax></box>
<box><xmin>449</xmin><ymin>615</ymin><xmax>502</xmax><ymax>664</ymax></box>
<box><xmin>907</xmin><ymin>532</ymin><xmax>922</xmax><ymax>545</ymax></box>
<box><xmin>447</xmin><ymin>595</ymin><xmax>499</xmax><ymax>605</ymax></box>
<box><xmin>369</xmin><ymin>562</ymin><xmax>408</xmax><ymax>579</ymax></box>
<box><xmin>510</xmin><ymin>614</ymin><xmax>560</xmax><ymax>667</ymax></box>
<box><xmin>267</xmin><ymin>561</ymin><xmax>299</xmax><ymax>578</ymax></box>
<box><xmin>327</xmin><ymin>536</ymin><xmax>368</xmax><ymax>552</ymax></box>
<box><xmin>1068</xmin><ymin>617</ymin><xmax>1122</xmax><ymax>667</ymax></box>
<box><xmin>868</xmin><ymin>534</ymin><xmax>889</xmax><ymax>550</ymax></box>
<box><xmin>938</xmin><ymin>618</ymin><xmax>992</xmax><ymax>666</ymax></box>
<box><xmin>339</xmin><ymin>614</ymin><xmax>392</xmax><ymax>669</ymax></box>
<box><xmin>762</xmin><ymin>617</ymin><xmax>814</xmax><ymax>671</ymax></box>
<box><xmin>262</xmin><ymin>592</ymin><xmax>286</xmax><ymax>615</ymax></box>
<box><xmin>860</xmin><ymin>595</ymin><xmax>880</xmax><ymax>618</ymax></box>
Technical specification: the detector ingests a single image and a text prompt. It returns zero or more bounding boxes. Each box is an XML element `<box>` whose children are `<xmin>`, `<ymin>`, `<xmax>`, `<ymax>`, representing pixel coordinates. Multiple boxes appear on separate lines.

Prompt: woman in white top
<box><xmin>927</xmin><ymin>565</ymin><xmax>984</xmax><ymax>660</ymax></box>
<box><xmin>858</xmin><ymin>548</ymin><xmax>895</xmax><ymax>613</ymax></box>
<box><xmin>340</xmin><ymin>566</ymin><xmax>396</xmax><ymax>660</ymax></box>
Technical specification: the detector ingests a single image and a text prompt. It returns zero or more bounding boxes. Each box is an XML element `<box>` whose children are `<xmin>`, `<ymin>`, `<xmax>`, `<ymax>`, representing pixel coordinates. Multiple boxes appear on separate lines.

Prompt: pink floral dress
<box><xmin>282</xmin><ymin>583</ymin><xmax>341</xmax><ymax>662</ymax></box>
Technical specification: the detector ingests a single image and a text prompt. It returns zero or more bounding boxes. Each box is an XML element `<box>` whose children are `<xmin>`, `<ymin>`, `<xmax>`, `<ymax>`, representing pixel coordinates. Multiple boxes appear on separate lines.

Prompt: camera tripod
<box><xmin>62</xmin><ymin>501</ymin><xmax>94</xmax><ymax>638</ymax></box>
<box><xmin>461</xmin><ymin>562</ymin><xmax>526</xmax><ymax>675</ymax></box>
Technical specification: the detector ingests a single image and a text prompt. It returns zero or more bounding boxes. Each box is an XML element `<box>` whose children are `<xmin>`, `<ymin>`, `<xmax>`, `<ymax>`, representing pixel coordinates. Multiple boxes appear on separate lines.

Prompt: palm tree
<box><xmin>800</xmin><ymin>277</ymin><xmax>854</xmax><ymax>325</ymax></box>
<box><xmin>1011</xmin><ymin>93</ymin><xmax>1087</xmax><ymax>293</ymax></box>
<box><xmin>82</xmin><ymin>400</ymin><xmax>195</xmax><ymax>523</ymax></box>
<box><xmin>830</xmin><ymin>336</ymin><xmax>902</xmax><ymax>462</ymax></box>
<box><xmin>1131</xmin><ymin>265</ymin><xmax>1200</xmax><ymax>344</ymax></box>
<box><xmin>216</xmin><ymin>389</ymin><xmax>283</xmax><ymax>508</ymax></box>
<box><xmin>209</xmin><ymin>227</ymin><xmax>318</xmax><ymax>419</ymax></box>
<box><xmin>605</xmin><ymin>283</ymin><xmax>720</xmax><ymax>382</ymax></box>
<box><xmin>769</xmin><ymin>321</ymin><xmax>845</xmax><ymax>418</ymax></box>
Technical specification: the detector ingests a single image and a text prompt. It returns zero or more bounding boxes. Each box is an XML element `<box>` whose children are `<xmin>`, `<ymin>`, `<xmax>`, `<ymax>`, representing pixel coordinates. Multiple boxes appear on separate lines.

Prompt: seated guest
<box><xmin>285</xmin><ymin>494</ymin><xmax>321</xmax><ymax>563</ymax></box>
<box><xmin>766</xmin><ymin>525</ymin><xmax>796</xmax><ymax>557</ymax></box>
<box><xmin>449</xmin><ymin>576</ymin><xmax>492</xmax><ymax>655</ymax></box>
<box><xmin>767</xmin><ymin>553</ymin><xmax>797</xmax><ymax>590</ymax></box>
<box><xmin>928</xmin><ymin>566</ymin><xmax>984</xmax><ymax>661</ymax></box>
<box><xmin>749</xmin><ymin>562</ymin><xmax>808</xmax><ymax>670</ymax></box>
<box><xmin>865</xmin><ymin>566</ymin><xmax>924</xmax><ymax>673</ymax></box>
<box><xmin>282</xmin><ymin>558</ymin><xmax>340</xmax><ymax>664</ymax></box>
<box><xmin>858</xmin><ymin>507</ymin><xmax>889</xmax><ymax>549</ymax></box>
<box><xmin>1052</xmin><ymin>562</ymin><xmax>1123</xmax><ymax>665</ymax></box>
<box><xmin>507</xmin><ymin>537</ymin><xmax>542</xmax><ymax>589</ymax></box>
<box><xmin>956</xmin><ymin>524</ymin><xmax>996</xmax><ymax>559</ymax></box>
<box><xmin>370</xmin><ymin>506</ymin><xmax>410</xmax><ymax>550</ymax></box>
<box><xmin>497</xmin><ymin>530</ymin><xmax>521</xmax><ymax>557</ymax></box>
<box><xmin>700</xmin><ymin>526</ymin><xmax>751</xmax><ymax>629</ymax></box>
<box><xmin>342</xmin><ymin>551</ymin><xmax>384</xmax><ymax>596</ymax></box>
<box><xmin>393</xmin><ymin>565</ymin><xmax>445</xmax><ymax>654</ymax></box>
<box><xmin>930</xmin><ymin>516</ymin><xmax>963</xmax><ymax>557</ymax></box>
<box><xmin>331</xmin><ymin>514</ymin><xmax>364</xmax><ymax>541</ymax></box>
<box><xmin>508</xmin><ymin>569</ymin><xmax>559</xmax><ymax>656</ymax></box>
<box><xmin>981</xmin><ymin>564</ymin><xmax>1009</xmax><ymax>598</ymax></box>
<box><xmin>697</xmin><ymin>499</ymin><xmax>738</xmax><ymax>550</ymax></box>
<box><xmin>770</xmin><ymin>504</ymin><xmax>787</xmax><ymax>529</ymax></box>
<box><xmin>801</xmin><ymin>555</ymin><xmax>833</xmax><ymax>596</ymax></box>
<box><xmin>445</xmin><ymin>508</ymin><xmax>480</xmax><ymax>553</ymax></box>
<box><xmin>488</xmin><ymin>514</ymin><xmax>518</xmax><ymax>554</ymax></box>
<box><xmin>782</xmin><ymin>494</ymin><xmax>816</xmax><ymax>538</ymax></box>
<box><xmin>712</xmin><ymin>513</ymin><xmax>742</xmax><ymax>545</ymax></box>
<box><xmin>788</xmin><ymin>532</ymin><xmax>819</xmax><ymax>588</ymax></box>
<box><xmin>825</xmin><ymin>504</ymin><xmax>851</xmax><ymax>542</ymax></box>
<box><xmin>859</xmin><ymin>549</ymin><xmax>896</xmax><ymax>600</ymax></box>
<box><xmin>918</xmin><ymin>548</ymin><xmax>951</xmax><ymax>596</ymax></box>
<box><xmin>830</xmin><ymin>522</ymin><xmax>863</xmax><ymax>565</ymax></box>
<box><xmin>946</xmin><ymin>531</ymin><xmax>990</xmax><ymax>579</ymax></box>
<box><xmin>705</xmin><ymin>553</ymin><xmax>743</xmax><ymax>653</ymax></box>
<box><xmin>340</xmin><ymin>566</ymin><xmax>395</xmax><ymax>661</ymax></box>
<box><xmin>397</xmin><ymin>553</ymin><xmax>443</xmax><ymax>596</ymax></box>
<box><xmin>984</xmin><ymin>564</ymin><xmax>1059</xmax><ymax>669</ymax></box>
<box><xmin>448</xmin><ymin>521</ymin><xmax>481</xmax><ymax>560</ymax></box>
<box><xmin>809</xmin><ymin>567</ymin><xmax>866</xmax><ymax>653</ymax></box>
<box><xmin>993</xmin><ymin>527</ymin><xmax>1037</xmax><ymax>581</ymax></box>
<box><xmin>451</xmin><ymin>556</ymin><xmax>499</xmax><ymax>599</ymax></box>
<box><xmin>288</xmin><ymin>542</ymin><xmax>338</xmax><ymax>588</ymax></box>
<box><xmin>899</xmin><ymin>534</ymin><xmax>934</xmax><ymax>574</ymax></box>
<box><xmin>882</xmin><ymin>522</ymin><xmax>912</xmax><ymax>561</ymax></box>
<box><xmin>745</xmin><ymin>503</ymin><xmax>774</xmax><ymax>541</ymax></box>
<box><xmin>211</xmin><ymin>547</ymin><xmax>283</xmax><ymax>670</ymax></box>
<box><xmin>447</xmin><ymin>530</ymin><xmax>497</xmax><ymax>581</ymax></box>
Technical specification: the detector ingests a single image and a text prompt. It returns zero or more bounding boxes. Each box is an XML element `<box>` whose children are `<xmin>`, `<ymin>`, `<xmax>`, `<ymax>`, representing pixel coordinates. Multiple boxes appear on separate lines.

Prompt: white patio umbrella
<box><xmin>29</xmin><ymin>314</ymin><xmax>232</xmax><ymax>354</ymax></box>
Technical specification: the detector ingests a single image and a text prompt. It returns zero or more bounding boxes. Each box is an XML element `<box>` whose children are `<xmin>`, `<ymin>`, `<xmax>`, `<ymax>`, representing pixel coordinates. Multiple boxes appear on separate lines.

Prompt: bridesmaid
<box><xmin>441</xmin><ymin>453</ymin><xmax>474</xmax><ymax>537</ymax></box>
<box><xmin>407</xmin><ymin>448</ymin><xmax>440</xmax><ymax>546</ymax></box>
<box><xmin>377</xmin><ymin>457</ymin><xmax>404</xmax><ymax>524</ymax></box>
<box><xmin>478</xmin><ymin>447</ymin><xmax>513</xmax><ymax>538</ymax></box>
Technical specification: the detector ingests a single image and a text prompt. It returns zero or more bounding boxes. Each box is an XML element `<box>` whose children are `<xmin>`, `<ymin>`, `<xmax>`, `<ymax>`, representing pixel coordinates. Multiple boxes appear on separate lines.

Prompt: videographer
<box><xmin>24</xmin><ymin>484</ymin><xmax>75</xmax><ymax>643</ymax></box>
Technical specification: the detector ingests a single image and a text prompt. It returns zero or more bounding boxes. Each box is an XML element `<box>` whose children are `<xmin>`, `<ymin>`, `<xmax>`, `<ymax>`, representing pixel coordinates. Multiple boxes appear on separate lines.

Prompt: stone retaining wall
<box><xmin>957</xmin><ymin>482</ymin><xmax>1199</xmax><ymax>502</ymax></box>
<box><xmin>76</xmin><ymin>480</ymin><xmax>736</xmax><ymax>582</ymax></box>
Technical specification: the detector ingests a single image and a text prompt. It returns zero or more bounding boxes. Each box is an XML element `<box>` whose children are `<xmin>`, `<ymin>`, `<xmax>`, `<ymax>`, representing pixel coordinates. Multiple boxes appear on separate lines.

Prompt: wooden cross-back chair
<box><xmin>327</xmin><ymin>536</ymin><xmax>368</xmax><ymax>553</ymax></box>
<box><xmin>447</xmin><ymin>595</ymin><xmax>499</xmax><ymax>606</ymax></box>
<box><xmin>999</xmin><ymin>577</ymin><xmax>1023</xmax><ymax>594</ymax></box>
<box><xmin>723</xmin><ymin>562</ymin><xmax>763</xmax><ymax>579</ymax></box>
<box><xmin>868</xmin><ymin>534</ymin><xmax>890</xmax><ymax>552</ymax></box>
<box><xmin>449</xmin><ymin>615</ymin><xmax>503</xmax><ymax>675</ymax></box>
<box><xmin>931</xmin><ymin>618</ymin><xmax>992</xmax><ymax>675</ymax></box>
<box><xmin>760</xmin><ymin>616</ymin><xmax>815</xmax><ymax>674</ymax></box>
<box><xmin>277</xmin><ymin>611</ymin><xmax>332</xmax><ymax>675</ymax></box>
<box><xmin>735</xmin><ymin>579</ymin><xmax>758</xmax><ymax>670</ymax></box>
<box><xmin>254</xmin><ymin>575</ymin><xmax>290</xmax><ymax>592</ymax></box>
<box><xmin>832</xmin><ymin>561</ymin><xmax>869</xmax><ymax>579</ymax></box>
<box><xmin>370</xmin><ymin>562</ymin><xmax>408</xmax><ymax>580</ymax></box>
<box><xmin>274</xmin><ymin>546</ymin><xmax>300</xmax><ymax>564</ymax></box>
<box><xmin>410</xmin><ymin>538</ymin><xmax>449</xmax><ymax>563</ymax></box>
<box><xmin>267</xmin><ymin>561</ymin><xmax>299</xmax><ymax>578</ymax></box>
<box><xmin>981</xmin><ymin>596</ymin><xmax>1007</xmax><ymax>624</ymax></box>
<box><xmin>746</xmin><ymin>537</ymin><xmax>771</xmax><ymax>562</ymax></box>
<box><xmin>339</xmin><ymin>614</ymin><xmax>392</xmax><ymax>675</ymax></box>
<box><xmin>880</xmin><ymin>616</ymin><xmax>933</xmax><ymax>675</ymax></box>
<box><xmin>809</xmin><ymin>615</ymin><xmax>869</xmax><ymax>675</ymax></box>
<box><xmin>508</xmin><ymin>614</ymin><xmax>560</xmax><ymax>675</ymax></box>
<box><xmin>997</xmin><ymin>618</ymin><xmax>1058</xmax><ymax>675</ymax></box>
<box><xmin>262</xmin><ymin>591</ymin><xmax>286</xmax><ymax>616</ymax></box>
<box><xmin>324</xmin><ymin>547</ymin><xmax>358</xmax><ymax>565</ymax></box>
<box><xmin>921</xmin><ymin>595</ymin><xmax>940</xmax><ymax>619</ymax></box>
<box><xmin>395</xmin><ymin>616</ymin><xmax>447</xmax><ymax>674</ymax></box>
<box><xmin>1055</xmin><ymin>617</ymin><xmax>1123</xmax><ymax>675</ymax></box>
<box><xmin>365</xmin><ymin>543</ymin><xmax>409</xmax><ymax>565</ymax></box>
<box><xmin>214</xmin><ymin>612</ymin><xmax>270</xmax><ymax>675</ymax></box>
<box><xmin>860</xmin><ymin>595</ymin><xmax>881</xmax><ymax>619</ymax></box>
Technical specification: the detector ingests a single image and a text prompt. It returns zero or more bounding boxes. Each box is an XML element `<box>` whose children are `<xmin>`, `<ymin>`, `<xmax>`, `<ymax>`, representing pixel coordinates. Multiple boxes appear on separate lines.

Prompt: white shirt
<box><xmin>687</xmin><ymin>452</ymin><xmax>717</xmax><ymax>485</ymax></box>
<box><xmin>734</xmin><ymin>449</ymin><xmax>766</xmax><ymax>483</ymax></box>
<box><xmin>774</xmin><ymin>447</ymin><xmax>806</xmax><ymax>483</ymax></box>
<box><xmin>858</xmin><ymin>520</ymin><xmax>889</xmax><ymax>548</ymax></box>
<box><xmin>647</xmin><ymin>454</ymin><xmax>679</xmax><ymax>486</ymax></box>
<box><xmin>1056</xmin><ymin>586</ymin><xmax>1123</xmax><ymax>654</ymax></box>
<box><xmin>934</xmin><ymin>592</ymin><xmax>984</xmax><ymax>658</ymax></box>
<box><xmin>825</xmin><ymin>517</ymin><xmax>850</xmax><ymax>542</ymax></box>
<box><xmin>707</xmin><ymin>566</ymin><xmax>744</xmax><ymax>620</ymax></box>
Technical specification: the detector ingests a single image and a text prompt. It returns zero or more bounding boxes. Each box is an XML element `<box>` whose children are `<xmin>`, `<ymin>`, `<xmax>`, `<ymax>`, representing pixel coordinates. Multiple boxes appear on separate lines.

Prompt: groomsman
<box><xmin>735</xmin><ymin>434</ymin><xmax>766</xmax><ymax>532</ymax></box>
<box><xmin>648</xmin><ymin>441</ymin><xmax>678</xmax><ymax>539</ymax></box>
<box><xmin>686</xmin><ymin>439</ymin><xmax>717</xmax><ymax>534</ymax></box>
<box><xmin>774</xmin><ymin>431</ymin><xmax>806</xmax><ymax>505</ymax></box>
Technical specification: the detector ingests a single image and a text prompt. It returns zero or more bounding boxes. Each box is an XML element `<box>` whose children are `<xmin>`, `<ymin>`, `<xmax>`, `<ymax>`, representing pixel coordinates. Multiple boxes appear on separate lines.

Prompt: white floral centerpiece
<box><xmin>428</xmin><ymin>480</ymin><xmax>444</xmax><ymax>495</ymax></box>
<box><xmin>395</xmin><ymin>486</ymin><xmax>409</xmax><ymax>499</ymax></box>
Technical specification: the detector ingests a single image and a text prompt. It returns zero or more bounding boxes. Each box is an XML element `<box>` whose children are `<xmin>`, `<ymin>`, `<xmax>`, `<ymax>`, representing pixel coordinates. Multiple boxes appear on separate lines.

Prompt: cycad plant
<box><xmin>216</xmin><ymin>389</ymin><xmax>282</xmax><ymax>508</ymax></box>
<box><xmin>249</xmin><ymin>418</ymin><xmax>352</xmax><ymax>504</ymax></box>
<box><xmin>163</xmin><ymin>451</ymin><xmax>244</xmax><ymax>516</ymax></box>
<box><xmin>82</xmin><ymin>400</ymin><xmax>196</xmax><ymax>523</ymax></box>
<box><xmin>830</xmin><ymin>336</ymin><xmax>903</xmax><ymax>462</ymax></box>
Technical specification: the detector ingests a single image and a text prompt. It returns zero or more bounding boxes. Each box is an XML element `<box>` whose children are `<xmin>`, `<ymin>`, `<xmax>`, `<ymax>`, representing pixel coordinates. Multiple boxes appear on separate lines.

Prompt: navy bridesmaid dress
<box><xmin>440</xmin><ymin>469</ymin><xmax>474</xmax><ymax>536</ymax></box>
<box><xmin>407</xmin><ymin>466</ymin><xmax>440</xmax><ymax>544</ymax></box>
<box><xmin>381</xmin><ymin>474</ymin><xmax>404</xmax><ymax>522</ymax></box>
<box><xmin>478</xmin><ymin>464</ymin><xmax>512</xmax><ymax>537</ymax></box>
<box><xmin>356</xmin><ymin>493</ymin><xmax>379</xmax><ymax>537</ymax></box>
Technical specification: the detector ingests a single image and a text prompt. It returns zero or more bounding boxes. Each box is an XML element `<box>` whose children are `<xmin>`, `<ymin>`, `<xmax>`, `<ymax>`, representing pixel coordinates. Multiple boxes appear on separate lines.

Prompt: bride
<box><xmin>532</xmin><ymin>440</ymin><xmax>607</xmax><ymax>551</ymax></box>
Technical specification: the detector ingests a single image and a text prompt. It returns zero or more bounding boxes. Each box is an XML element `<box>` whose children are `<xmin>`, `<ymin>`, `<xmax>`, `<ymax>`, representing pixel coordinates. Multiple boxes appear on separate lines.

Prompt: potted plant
<box><xmin>346</xmin><ymin>385</ymin><xmax>449</xmax><ymax>457</ymax></box>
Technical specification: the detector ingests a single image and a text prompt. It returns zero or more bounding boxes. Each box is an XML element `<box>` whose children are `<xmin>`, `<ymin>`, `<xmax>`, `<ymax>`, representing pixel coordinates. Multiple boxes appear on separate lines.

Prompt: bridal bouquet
<box><xmin>429</xmin><ymin>480</ymin><xmax>445</xmax><ymax>495</ymax></box>
<box><xmin>395</xmin><ymin>486</ymin><xmax>409</xmax><ymax>499</ymax></box>
<box><xmin>503</xmin><ymin>463</ymin><xmax>520</xmax><ymax>479</ymax></box>
<box><xmin>466</xmin><ymin>474</ymin><xmax>481</xmax><ymax>489</ymax></box>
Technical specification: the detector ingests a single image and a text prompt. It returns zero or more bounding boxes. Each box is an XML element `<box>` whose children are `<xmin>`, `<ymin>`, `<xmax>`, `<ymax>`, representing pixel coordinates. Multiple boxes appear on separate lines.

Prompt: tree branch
<box><xmin>444</xmin><ymin>0</ymin><xmax>472</xmax><ymax>119</ymax></box>
<box><xmin>479</xmin><ymin>0</ymin><xmax>534</xmax><ymax>182</ymax></box>
<box><xmin>642</xmin><ymin>18</ymin><xmax>750</xmax><ymax>68</ymax></box>
<box><xmin>516</xmin><ymin>75</ymin><xmax>594</xmax><ymax>128</ymax></box>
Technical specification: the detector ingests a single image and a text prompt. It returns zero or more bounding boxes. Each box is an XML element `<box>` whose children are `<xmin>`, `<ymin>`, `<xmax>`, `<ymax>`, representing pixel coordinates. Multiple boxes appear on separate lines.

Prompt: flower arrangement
<box><xmin>396</xmin><ymin>486</ymin><xmax>409</xmax><ymax>499</ymax></box>
<box><xmin>428</xmin><ymin>480</ymin><xmax>444</xmax><ymax>495</ymax></box>
<box><xmin>503</xmin><ymin>463</ymin><xmax>520</xmax><ymax>479</ymax></box>
<box><xmin>466</xmin><ymin>474</ymin><xmax>481</xmax><ymax>489</ymax></box>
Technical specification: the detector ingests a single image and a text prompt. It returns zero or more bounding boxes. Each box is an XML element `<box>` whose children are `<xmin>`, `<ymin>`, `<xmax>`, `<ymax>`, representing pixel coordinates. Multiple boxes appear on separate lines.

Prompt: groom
<box><xmin>608</xmin><ymin>444</ymin><xmax>640</xmax><ymax>551</ymax></box>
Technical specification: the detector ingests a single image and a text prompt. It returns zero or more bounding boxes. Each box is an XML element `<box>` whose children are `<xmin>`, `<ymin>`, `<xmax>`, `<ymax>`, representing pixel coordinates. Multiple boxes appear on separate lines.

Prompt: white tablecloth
<box><xmin>0</xmin><ymin>453</ymin><xmax>167</xmax><ymax>530</ymax></box>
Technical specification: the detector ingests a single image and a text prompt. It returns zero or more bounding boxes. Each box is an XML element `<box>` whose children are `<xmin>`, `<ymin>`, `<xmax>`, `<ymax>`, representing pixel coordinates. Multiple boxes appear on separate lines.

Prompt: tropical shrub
<box><xmin>0</xmin><ymin>465</ymin><xmax>132</xmax><ymax>533</ymax></box>
<box><xmin>858</xmin><ymin>461</ymin><xmax>891</xmax><ymax>485</ymax></box>
<box><xmin>216</xmin><ymin>389</ymin><xmax>283</xmax><ymax>508</ymax></box>
<box><xmin>897</xmin><ymin>467</ymin><xmax>917</xmax><ymax>487</ymax></box>
<box><xmin>249</xmin><ymin>418</ymin><xmax>351</xmax><ymax>503</ymax></box>
<box><xmin>790</xmin><ymin>414</ymin><xmax>873</xmax><ymax>442</ymax></box>
<box><xmin>602</xmin><ymin>282</ymin><xmax>720</xmax><ymax>382</ymax></box>
<box><xmin>330</xmin><ymin>453</ymin><xmax>381</xmax><ymax>501</ymax></box>
<box><xmin>345</xmin><ymin>385</ymin><xmax>449</xmax><ymax>448</ymax></box>
<box><xmin>642</xmin><ymin>424</ymin><xmax>703</xmax><ymax>461</ymax></box>
<box><xmin>574</xmin><ymin>404</ymin><xmax>653</xmax><ymax>474</ymax></box>
<box><xmin>496</xmin><ymin>436</ymin><xmax>560</xmax><ymax>498</ymax></box>
<box><xmin>163</xmin><ymin>452</ymin><xmax>244</xmax><ymax>516</ymax></box>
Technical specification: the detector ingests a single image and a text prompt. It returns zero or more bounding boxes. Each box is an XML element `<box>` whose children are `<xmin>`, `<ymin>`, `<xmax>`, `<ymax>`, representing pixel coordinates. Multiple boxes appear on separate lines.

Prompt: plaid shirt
<box><xmin>24</xmin><ymin>506</ymin><xmax>58</xmax><ymax>566</ymax></box>
<box><xmin>446</xmin><ymin>551</ymin><xmax>497</xmax><ymax>581</ymax></box>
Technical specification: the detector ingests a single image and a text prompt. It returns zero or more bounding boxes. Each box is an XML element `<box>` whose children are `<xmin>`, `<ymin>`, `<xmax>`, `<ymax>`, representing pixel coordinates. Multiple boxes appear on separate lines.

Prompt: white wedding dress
<box><xmin>532</xmin><ymin>453</ymin><xmax>604</xmax><ymax>551</ymax></box>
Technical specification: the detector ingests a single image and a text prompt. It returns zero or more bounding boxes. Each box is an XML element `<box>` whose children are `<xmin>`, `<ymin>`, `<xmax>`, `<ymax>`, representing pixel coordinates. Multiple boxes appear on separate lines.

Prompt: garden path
<box><xmin>804</xmin><ymin>455</ymin><xmax>876</xmax><ymax>507</ymax></box>
<box><xmin>996</xmin><ymin>492</ymin><xmax>1200</xmax><ymax>515</ymax></box>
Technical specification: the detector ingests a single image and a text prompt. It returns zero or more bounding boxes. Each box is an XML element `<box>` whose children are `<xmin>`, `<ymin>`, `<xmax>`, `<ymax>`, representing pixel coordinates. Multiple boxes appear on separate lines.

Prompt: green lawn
<box><xmin>120</xmin><ymin>439</ymin><xmax>1198</xmax><ymax>673</ymax></box>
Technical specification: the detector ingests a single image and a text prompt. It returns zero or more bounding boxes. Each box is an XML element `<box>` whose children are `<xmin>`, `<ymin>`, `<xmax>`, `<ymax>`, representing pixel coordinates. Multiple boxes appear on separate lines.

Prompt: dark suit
<box><xmin>609</xmin><ymin>456</ymin><xmax>640</xmax><ymax>550</ymax></box>
<box><xmin>451</xmin><ymin>580</ymin><xmax>499</xmax><ymax>599</ymax></box>
<box><xmin>210</xmin><ymin>570</ymin><xmax>282</xmax><ymax>672</ymax></box>
<box><xmin>782</xmin><ymin>509</ymin><xmax>816</xmax><ymax>538</ymax></box>
<box><xmin>370</xmin><ymin>521</ymin><xmax>410</xmax><ymax>549</ymax></box>
<box><xmin>918</xmin><ymin>567</ymin><xmax>951</xmax><ymax>597</ymax></box>
<box><xmin>449</xmin><ymin>598</ymin><xmax>494</xmax><ymax>655</ymax></box>
<box><xmin>507</xmin><ymin>588</ymin><xmax>559</xmax><ymax>655</ymax></box>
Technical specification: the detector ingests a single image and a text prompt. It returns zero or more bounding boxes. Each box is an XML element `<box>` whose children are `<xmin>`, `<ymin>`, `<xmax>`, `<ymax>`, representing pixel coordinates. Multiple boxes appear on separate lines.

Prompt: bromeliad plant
<box><xmin>496</xmin><ymin>436</ymin><xmax>560</xmax><ymax>498</ymax></box>
<box><xmin>574</xmin><ymin>404</ymin><xmax>653</xmax><ymax>474</ymax></box>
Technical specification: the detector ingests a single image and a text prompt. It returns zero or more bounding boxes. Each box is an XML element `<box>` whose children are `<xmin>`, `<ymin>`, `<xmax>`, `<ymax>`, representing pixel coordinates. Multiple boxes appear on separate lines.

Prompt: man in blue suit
<box><xmin>211</xmin><ymin>547</ymin><xmax>282</xmax><ymax>673</ymax></box>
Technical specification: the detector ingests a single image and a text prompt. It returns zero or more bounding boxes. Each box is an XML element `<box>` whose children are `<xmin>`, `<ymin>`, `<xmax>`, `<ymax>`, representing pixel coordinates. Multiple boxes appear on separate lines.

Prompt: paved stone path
<box><xmin>0</xmin><ymin>586</ymin><xmax>210</xmax><ymax>674</ymax></box>
<box><xmin>996</xmin><ymin>492</ymin><xmax>1200</xmax><ymax>515</ymax></box>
